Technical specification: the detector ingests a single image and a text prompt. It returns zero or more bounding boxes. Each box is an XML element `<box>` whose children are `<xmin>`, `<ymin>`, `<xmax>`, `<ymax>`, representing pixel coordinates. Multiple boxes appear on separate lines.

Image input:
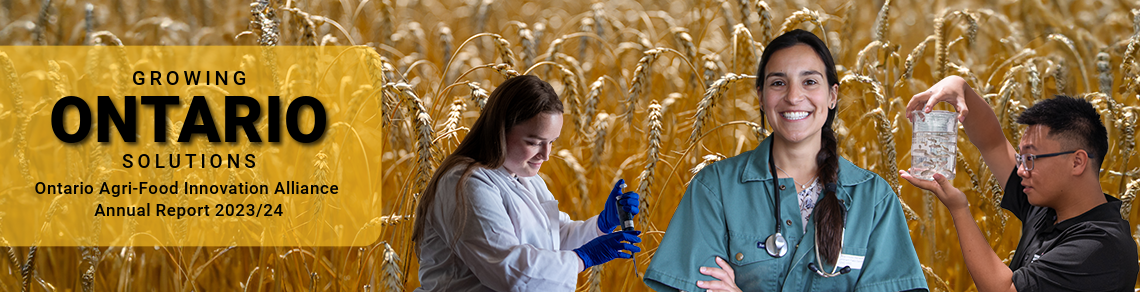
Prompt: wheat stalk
<box><xmin>736</xmin><ymin>0</ymin><xmax>754</xmax><ymax>30</ymax></box>
<box><xmin>731</xmin><ymin>24</ymin><xmax>757</xmax><ymax>73</ymax></box>
<box><xmin>249</xmin><ymin>1</ymin><xmax>282</xmax><ymax>97</ymax></box>
<box><xmin>872</xmin><ymin>0</ymin><xmax>891</xmax><ymax>42</ymax></box>
<box><xmin>490</xmin><ymin>63</ymin><xmax>520</xmax><ymax>79</ymax></box>
<box><xmin>559</xmin><ymin>66</ymin><xmax>583</xmax><ymax>137</ymax></box>
<box><xmin>345</xmin><ymin>84</ymin><xmax>373</xmax><ymax>123</ymax></box>
<box><xmin>716</xmin><ymin>0</ymin><xmax>736</xmax><ymax>31</ymax></box>
<box><xmin>553</xmin><ymin>53</ymin><xmax>584</xmax><ymax>79</ymax></box>
<box><xmin>1026</xmin><ymin>59</ymin><xmax>1042</xmax><ymax>100</ymax></box>
<box><xmin>312</xmin><ymin>151</ymin><xmax>330</xmax><ymax>217</ymax></box>
<box><xmin>0</xmin><ymin>52</ymin><xmax>32</xmax><ymax>186</ymax></box>
<box><xmin>439</xmin><ymin>25</ymin><xmax>454</xmax><ymax>64</ymax></box>
<box><xmin>671</xmin><ymin>27</ymin><xmax>697</xmax><ymax>68</ymax></box>
<box><xmin>954</xmin><ymin>153</ymin><xmax>986</xmax><ymax>239</ymax></box>
<box><xmin>703</xmin><ymin>54</ymin><xmax>724</xmax><ymax>86</ymax></box>
<box><xmin>387</xmin><ymin>83</ymin><xmax>436</xmax><ymax>189</ymax></box>
<box><xmin>250</xmin><ymin>0</ymin><xmax>280</xmax><ymax>46</ymax></box>
<box><xmin>591</xmin><ymin>2</ymin><xmax>608</xmax><ymax>41</ymax></box>
<box><xmin>1097</xmin><ymin>51</ymin><xmax>1113</xmax><ymax>94</ymax></box>
<box><xmin>1120</xmin><ymin>175</ymin><xmax>1139</xmax><ymax>220</ymax></box>
<box><xmin>896</xmin><ymin>35</ymin><xmax>936</xmax><ymax>89</ymax></box>
<box><xmin>987</xmin><ymin>173</ymin><xmax>1009</xmax><ymax>230</ymax></box>
<box><xmin>406</xmin><ymin>21</ymin><xmax>427</xmax><ymax>55</ymax></box>
<box><xmin>855</xmin><ymin>40</ymin><xmax>885</xmax><ymax>74</ymax></box>
<box><xmin>1045</xmin><ymin>34</ymin><xmax>1088</xmax><ymax>92</ymax></box>
<box><xmin>555</xmin><ymin>150</ymin><xmax>589</xmax><ymax>210</ymax></box>
<box><xmin>466</xmin><ymin>81</ymin><xmax>489</xmax><ymax>110</ymax></box>
<box><xmin>380</xmin><ymin>215</ymin><xmax>415</xmax><ymax>226</ymax></box>
<box><xmin>32</xmin><ymin>0</ymin><xmax>50</xmax><ymax>45</ymax></box>
<box><xmin>624</xmin><ymin>48</ymin><xmax>662</xmax><ymax>125</ymax></box>
<box><xmin>671</xmin><ymin>29</ymin><xmax>698</xmax><ymax>83</ymax></box>
<box><xmin>584</xmin><ymin>265</ymin><xmax>603</xmax><ymax>292</ymax></box>
<box><xmin>21</xmin><ymin>246</ymin><xmax>36</xmax><ymax>292</ymax></box>
<box><xmin>1117</xmin><ymin>109</ymin><xmax>1138</xmax><ymax>196</ymax></box>
<box><xmin>636</xmin><ymin>101</ymin><xmax>664</xmax><ymax>230</ymax></box>
<box><xmin>1134</xmin><ymin>226</ymin><xmax>1140</xmax><ymax>257</ymax></box>
<box><xmin>82</xmin><ymin>3</ymin><xmax>95</xmax><ymax>44</ymax></box>
<box><xmin>373</xmin><ymin>0</ymin><xmax>395</xmax><ymax>47</ymax></box>
<box><xmin>1132</xmin><ymin>8</ymin><xmax>1140</xmax><ymax>35</ymax></box>
<box><xmin>108</xmin><ymin>44</ymin><xmax>131</xmax><ymax>98</ymax></box>
<box><xmin>994</xmin><ymin>75</ymin><xmax>1020</xmax><ymax>127</ymax></box>
<box><xmin>691</xmin><ymin>153</ymin><xmax>727</xmax><ymax>175</ymax></box>
<box><xmin>80</xmin><ymin>265</ymin><xmax>95</xmax><ymax>292</ymax></box>
<box><xmin>778</xmin><ymin>8</ymin><xmax>822</xmax><ymax>35</ymax></box>
<box><xmin>0</xmin><ymin>221</ymin><xmax>16</xmax><ymax>276</ymax></box>
<box><xmin>1081</xmin><ymin>92</ymin><xmax>1120</xmax><ymax>129</ymax></box>
<box><xmin>491</xmin><ymin>34</ymin><xmax>517</xmax><ymax>69</ymax></box>
<box><xmin>441</xmin><ymin>96</ymin><xmax>467</xmax><ymax>145</ymax></box>
<box><xmin>844</xmin><ymin>74</ymin><xmax>900</xmax><ymax>195</ymax></box>
<box><xmin>922</xmin><ymin>264</ymin><xmax>953</xmax><ymax>292</ymax></box>
<box><xmin>283</xmin><ymin>7</ymin><xmax>318</xmax><ymax>46</ymax></box>
<box><xmin>381</xmin><ymin>242</ymin><xmax>401</xmax><ymax>292</ymax></box>
<box><xmin>473</xmin><ymin>0</ymin><xmax>492</xmax><ymax>37</ymax></box>
<box><xmin>933</xmin><ymin>10</ymin><xmax>978</xmax><ymax>79</ymax></box>
<box><xmin>1123</xmin><ymin>34</ymin><xmax>1138</xmax><ymax>95</ymax></box>
<box><xmin>755</xmin><ymin>0</ymin><xmax>773</xmax><ymax>44</ymax></box>
<box><xmin>580</xmin><ymin>77</ymin><xmax>605</xmax><ymax>139</ymax></box>
<box><xmin>365</xmin><ymin>49</ymin><xmax>401</xmax><ymax>130</ymax></box>
<box><xmin>590</xmin><ymin>112</ymin><xmax>612</xmax><ymax>167</ymax></box>
<box><xmin>578</xmin><ymin>17</ymin><xmax>595</xmax><ymax>60</ymax></box>
<box><xmin>542</xmin><ymin>37</ymin><xmax>567</xmax><ymax>73</ymax></box>
<box><xmin>1049</xmin><ymin>58</ymin><xmax>1068</xmax><ymax>93</ymax></box>
<box><xmin>46</xmin><ymin>60</ymin><xmax>68</xmax><ymax>98</ymax></box>
<box><xmin>517</xmin><ymin>24</ymin><xmax>536</xmax><ymax>69</ymax></box>
<box><xmin>690</xmin><ymin>73</ymin><xmax>748</xmax><ymax>144</ymax></box>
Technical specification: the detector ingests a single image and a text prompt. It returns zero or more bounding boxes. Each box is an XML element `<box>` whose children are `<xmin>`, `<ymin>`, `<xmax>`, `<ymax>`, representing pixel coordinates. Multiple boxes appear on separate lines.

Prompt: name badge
<box><xmin>836</xmin><ymin>254</ymin><xmax>865</xmax><ymax>270</ymax></box>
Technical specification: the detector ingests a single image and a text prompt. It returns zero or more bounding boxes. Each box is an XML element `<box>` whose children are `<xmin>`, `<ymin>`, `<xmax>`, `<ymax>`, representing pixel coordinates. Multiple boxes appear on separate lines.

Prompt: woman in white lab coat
<box><xmin>411</xmin><ymin>75</ymin><xmax>642</xmax><ymax>291</ymax></box>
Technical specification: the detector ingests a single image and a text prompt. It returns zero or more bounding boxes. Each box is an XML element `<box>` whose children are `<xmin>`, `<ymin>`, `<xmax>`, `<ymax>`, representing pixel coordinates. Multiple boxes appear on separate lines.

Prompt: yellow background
<box><xmin>0</xmin><ymin>46</ymin><xmax>386</xmax><ymax>247</ymax></box>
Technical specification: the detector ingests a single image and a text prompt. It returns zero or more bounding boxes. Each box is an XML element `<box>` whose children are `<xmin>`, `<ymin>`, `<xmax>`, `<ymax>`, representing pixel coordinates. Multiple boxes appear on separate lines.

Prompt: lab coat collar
<box><xmin>490</xmin><ymin>166</ymin><xmax>536</xmax><ymax>195</ymax></box>
<box><xmin>740</xmin><ymin>136</ymin><xmax>875</xmax><ymax>205</ymax></box>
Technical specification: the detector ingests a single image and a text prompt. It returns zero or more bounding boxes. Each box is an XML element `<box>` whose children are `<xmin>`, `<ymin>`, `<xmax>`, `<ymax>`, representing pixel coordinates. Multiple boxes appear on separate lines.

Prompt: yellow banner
<box><xmin>0</xmin><ymin>46</ymin><xmax>384</xmax><ymax>246</ymax></box>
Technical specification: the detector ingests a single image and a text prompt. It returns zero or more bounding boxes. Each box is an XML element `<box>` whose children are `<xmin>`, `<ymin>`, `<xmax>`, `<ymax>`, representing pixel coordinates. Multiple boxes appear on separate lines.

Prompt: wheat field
<box><xmin>0</xmin><ymin>0</ymin><xmax>1138</xmax><ymax>291</ymax></box>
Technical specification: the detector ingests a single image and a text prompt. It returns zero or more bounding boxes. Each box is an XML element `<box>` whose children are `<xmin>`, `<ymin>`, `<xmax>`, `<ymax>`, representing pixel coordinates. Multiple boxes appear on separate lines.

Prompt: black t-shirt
<box><xmin>1002</xmin><ymin>170</ymin><xmax>1139</xmax><ymax>291</ymax></box>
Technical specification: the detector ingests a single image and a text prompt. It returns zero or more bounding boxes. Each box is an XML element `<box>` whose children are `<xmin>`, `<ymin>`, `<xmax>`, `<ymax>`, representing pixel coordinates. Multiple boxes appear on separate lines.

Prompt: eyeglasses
<box><xmin>1014</xmin><ymin>150</ymin><xmax>1077</xmax><ymax>171</ymax></box>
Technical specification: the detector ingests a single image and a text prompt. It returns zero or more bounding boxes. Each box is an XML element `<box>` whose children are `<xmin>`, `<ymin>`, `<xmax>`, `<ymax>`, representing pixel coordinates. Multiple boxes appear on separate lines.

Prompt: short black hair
<box><xmin>1015</xmin><ymin>95</ymin><xmax>1108</xmax><ymax>171</ymax></box>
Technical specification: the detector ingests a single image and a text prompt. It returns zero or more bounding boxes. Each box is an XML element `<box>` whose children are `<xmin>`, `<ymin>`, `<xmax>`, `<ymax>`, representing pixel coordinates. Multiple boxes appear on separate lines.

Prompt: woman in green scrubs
<box><xmin>643</xmin><ymin>29</ymin><xmax>928</xmax><ymax>292</ymax></box>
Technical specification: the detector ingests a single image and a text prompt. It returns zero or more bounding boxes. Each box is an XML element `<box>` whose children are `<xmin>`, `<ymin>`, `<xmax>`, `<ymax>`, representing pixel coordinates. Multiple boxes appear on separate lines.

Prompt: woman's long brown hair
<box><xmin>756</xmin><ymin>29</ymin><xmax>845</xmax><ymax>265</ymax></box>
<box><xmin>410</xmin><ymin>75</ymin><xmax>563</xmax><ymax>248</ymax></box>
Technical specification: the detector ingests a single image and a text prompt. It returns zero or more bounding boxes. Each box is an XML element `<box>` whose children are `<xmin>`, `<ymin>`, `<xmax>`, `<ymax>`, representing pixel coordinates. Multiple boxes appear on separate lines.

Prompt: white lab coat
<box><xmin>415</xmin><ymin>164</ymin><xmax>600</xmax><ymax>292</ymax></box>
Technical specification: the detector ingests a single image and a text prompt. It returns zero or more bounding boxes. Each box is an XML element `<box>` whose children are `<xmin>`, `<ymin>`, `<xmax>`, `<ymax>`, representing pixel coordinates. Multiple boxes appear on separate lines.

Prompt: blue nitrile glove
<box><xmin>598</xmin><ymin>179</ymin><xmax>640</xmax><ymax>233</ymax></box>
<box><xmin>574</xmin><ymin>230</ymin><xmax>642</xmax><ymax>269</ymax></box>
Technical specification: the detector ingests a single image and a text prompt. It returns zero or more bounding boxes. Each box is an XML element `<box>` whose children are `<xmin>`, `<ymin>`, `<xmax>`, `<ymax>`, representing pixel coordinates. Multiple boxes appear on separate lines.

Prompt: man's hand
<box><xmin>900</xmin><ymin>171</ymin><xmax>969</xmax><ymax>212</ymax></box>
<box><xmin>906</xmin><ymin>75</ymin><xmax>971</xmax><ymax>123</ymax></box>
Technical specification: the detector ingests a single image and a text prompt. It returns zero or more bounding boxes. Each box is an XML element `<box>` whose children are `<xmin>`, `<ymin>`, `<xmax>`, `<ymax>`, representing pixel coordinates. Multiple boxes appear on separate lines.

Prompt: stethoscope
<box><xmin>764</xmin><ymin>145</ymin><xmax>789</xmax><ymax>258</ymax></box>
<box><xmin>764</xmin><ymin>143</ymin><xmax>852</xmax><ymax>277</ymax></box>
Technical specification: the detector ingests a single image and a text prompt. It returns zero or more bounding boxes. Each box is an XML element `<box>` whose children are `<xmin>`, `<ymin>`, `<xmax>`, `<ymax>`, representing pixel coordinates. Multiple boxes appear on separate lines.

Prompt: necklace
<box><xmin>774</xmin><ymin>164</ymin><xmax>817</xmax><ymax>191</ymax></box>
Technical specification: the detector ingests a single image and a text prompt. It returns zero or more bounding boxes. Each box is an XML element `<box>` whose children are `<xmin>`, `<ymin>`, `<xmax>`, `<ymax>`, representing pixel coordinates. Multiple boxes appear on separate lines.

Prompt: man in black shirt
<box><xmin>900</xmin><ymin>76</ymin><xmax>1138</xmax><ymax>291</ymax></box>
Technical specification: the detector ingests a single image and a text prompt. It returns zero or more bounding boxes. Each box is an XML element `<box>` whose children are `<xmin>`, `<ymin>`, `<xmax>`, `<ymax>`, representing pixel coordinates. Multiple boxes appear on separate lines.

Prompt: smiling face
<box><xmin>503</xmin><ymin>112</ymin><xmax>563</xmax><ymax>177</ymax></box>
<box><xmin>759</xmin><ymin>44</ymin><xmax>838</xmax><ymax>145</ymax></box>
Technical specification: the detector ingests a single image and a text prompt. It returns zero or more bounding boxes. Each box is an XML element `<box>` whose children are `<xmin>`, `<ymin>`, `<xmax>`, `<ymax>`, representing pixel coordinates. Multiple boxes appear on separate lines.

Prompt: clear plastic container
<box><xmin>909</xmin><ymin>110</ymin><xmax>958</xmax><ymax>181</ymax></box>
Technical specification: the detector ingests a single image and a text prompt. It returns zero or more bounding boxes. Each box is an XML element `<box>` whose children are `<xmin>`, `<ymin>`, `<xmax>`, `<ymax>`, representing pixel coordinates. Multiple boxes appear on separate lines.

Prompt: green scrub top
<box><xmin>644</xmin><ymin>137</ymin><xmax>928</xmax><ymax>292</ymax></box>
